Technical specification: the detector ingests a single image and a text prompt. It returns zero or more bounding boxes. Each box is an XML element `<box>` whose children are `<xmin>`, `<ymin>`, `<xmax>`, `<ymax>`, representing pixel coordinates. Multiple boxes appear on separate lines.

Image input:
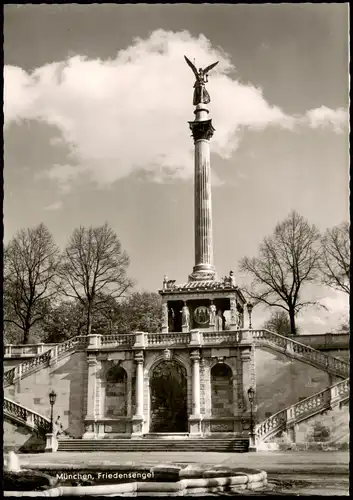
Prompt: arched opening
<box><xmin>150</xmin><ymin>360</ymin><xmax>187</xmax><ymax>432</ymax></box>
<box><xmin>211</xmin><ymin>363</ymin><xmax>233</xmax><ymax>416</ymax></box>
<box><xmin>104</xmin><ymin>365</ymin><xmax>127</xmax><ymax>417</ymax></box>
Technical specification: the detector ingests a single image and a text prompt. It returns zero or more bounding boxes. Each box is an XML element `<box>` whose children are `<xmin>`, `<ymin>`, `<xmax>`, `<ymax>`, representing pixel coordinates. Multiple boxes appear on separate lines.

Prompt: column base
<box><xmin>188</xmin><ymin>270</ymin><xmax>216</xmax><ymax>282</ymax></box>
<box><xmin>45</xmin><ymin>433</ymin><xmax>58</xmax><ymax>453</ymax></box>
<box><xmin>189</xmin><ymin>415</ymin><xmax>203</xmax><ymax>436</ymax></box>
<box><xmin>131</xmin><ymin>415</ymin><xmax>144</xmax><ymax>438</ymax></box>
<box><xmin>82</xmin><ymin>421</ymin><xmax>98</xmax><ymax>439</ymax></box>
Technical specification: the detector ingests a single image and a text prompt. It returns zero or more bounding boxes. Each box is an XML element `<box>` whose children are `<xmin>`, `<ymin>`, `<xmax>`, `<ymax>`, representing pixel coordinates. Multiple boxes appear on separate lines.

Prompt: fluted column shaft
<box><xmin>194</xmin><ymin>139</ymin><xmax>214</xmax><ymax>272</ymax></box>
<box><xmin>189</xmin><ymin>110</ymin><xmax>216</xmax><ymax>281</ymax></box>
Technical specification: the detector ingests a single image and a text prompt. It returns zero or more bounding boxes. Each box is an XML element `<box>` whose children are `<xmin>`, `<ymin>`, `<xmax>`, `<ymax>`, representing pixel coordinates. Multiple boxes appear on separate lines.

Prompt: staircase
<box><xmin>256</xmin><ymin>378</ymin><xmax>349</xmax><ymax>444</ymax></box>
<box><xmin>58</xmin><ymin>437</ymin><xmax>249</xmax><ymax>453</ymax></box>
<box><xmin>4</xmin><ymin>397</ymin><xmax>51</xmax><ymax>435</ymax></box>
<box><xmin>3</xmin><ymin>329</ymin><xmax>350</xmax><ymax>452</ymax></box>
<box><xmin>4</xmin><ymin>335</ymin><xmax>88</xmax><ymax>387</ymax></box>
<box><xmin>252</xmin><ymin>329</ymin><xmax>349</xmax><ymax>378</ymax></box>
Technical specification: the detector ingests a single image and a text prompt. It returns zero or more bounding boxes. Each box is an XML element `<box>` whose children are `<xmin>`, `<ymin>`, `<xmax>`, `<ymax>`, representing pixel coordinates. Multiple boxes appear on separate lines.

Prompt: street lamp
<box><xmin>247</xmin><ymin>387</ymin><xmax>256</xmax><ymax>451</ymax></box>
<box><xmin>49</xmin><ymin>390</ymin><xmax>57</xmax><ymax>433</ymax></box>
<box><xmin>246</xmin><ymin>302</ymin><xmax>254</xmax><ymax>329</ymax></box>
<box><xmin>109</xmin><ymin>309</ymin><xmax>113</xmax><ymax>334</ymax></box>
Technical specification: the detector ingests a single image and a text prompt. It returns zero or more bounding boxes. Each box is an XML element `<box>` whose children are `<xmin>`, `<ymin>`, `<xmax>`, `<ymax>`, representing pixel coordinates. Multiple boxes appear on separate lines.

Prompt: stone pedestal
<box><xmin>189</xmin><ymin>414</ymin><xmax>203</xmax><ymax>436</ymax></box>
<box><xmin>131</xmin><ymin>415</ymin><xmax>144</xmax><ymax>438</ymax></box>
<box><xmin>248</xmin><ymin>432</ymin><xmax>257</xmax><ymax>452</ymax></box>
<box><xmin>45</xmin><ymin>433</ymin><xmax>58</xmax><ymax>453</ymax></box>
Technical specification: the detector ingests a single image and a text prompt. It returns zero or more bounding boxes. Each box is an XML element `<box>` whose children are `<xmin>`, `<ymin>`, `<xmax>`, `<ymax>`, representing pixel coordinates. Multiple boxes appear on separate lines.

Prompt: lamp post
<box><xmin>49</xmin><ymin>390</ymin><xmax>57</xmax><ymax>433</ymax></box>
<box><xmin>246</xmin><ymin>302</ymin><xmax>254</xmax><ymax>329</ymax></box>
<box><xmin>109</xmin><ymin>309</ymin><xmax>113</xmax><ymax>334</ymax></box>
<box><xmin>247</xmin><ymin>386</ymin><xmax>256</xmax><ymax>451</ymax></box>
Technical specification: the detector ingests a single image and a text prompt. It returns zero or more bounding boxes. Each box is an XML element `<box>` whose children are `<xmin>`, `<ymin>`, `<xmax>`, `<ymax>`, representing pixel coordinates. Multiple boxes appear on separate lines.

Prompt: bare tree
<box><xmin>4</xmin><ymin>223</ymin><xmax>60</xmax><ymax>344</ymax></box>
<box><xmin>239</xmin><ymin>211</ymin><xmax>321</xmax><ymax>335</ymax></box>
<box><xmin>59</xmin><ymin>223</ymin><xmax>133</xmax><ymax>335</ymax></box>
<box><xmin>263</xmin><ymin>309</ymin><xmax>300</xmax><ymax>337</ymax></box>
<box><xmin>319</xmin><ymin>222</ymin><xmax>350</xmax><ymax>295</ymax></box>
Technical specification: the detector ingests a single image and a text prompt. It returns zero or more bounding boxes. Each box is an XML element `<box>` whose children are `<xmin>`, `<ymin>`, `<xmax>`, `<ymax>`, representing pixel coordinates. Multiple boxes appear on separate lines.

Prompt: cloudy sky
<box><xmin>4</xmin><ymin>4</ymin><xmax>349</xmax><ymax>333</ymax></box>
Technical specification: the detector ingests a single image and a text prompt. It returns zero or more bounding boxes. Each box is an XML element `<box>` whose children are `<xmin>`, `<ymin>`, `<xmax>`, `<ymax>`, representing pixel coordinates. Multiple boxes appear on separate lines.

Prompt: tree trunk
<box><xmin>87</xmin><ymin>301</ymin><xmax>93</xmax><ymax>336</ymax></box>
<box><xmin>288</xmin><ymin>308</ymin><xmax>296</xmax><ymax>335</ymax></box>
<box><xmin>23</xmin><ymin>326</ymin><xmax>30</xmax><ymax>344</ymax></box>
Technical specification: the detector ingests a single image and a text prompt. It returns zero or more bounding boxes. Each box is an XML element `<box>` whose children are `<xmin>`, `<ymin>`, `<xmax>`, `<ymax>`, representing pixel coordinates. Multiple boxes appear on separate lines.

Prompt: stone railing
<box><xmin>4</xmin><ymin>343</ymin><xmax>56</xmax><ymax>357</ymax></box>
<box><xmin>4</xmin><ymin>329</ymin><xmax>349</xmax><ymax>387</ymax></box>
<box><xmin>4</xmin><ymin>336</ymin><xmax>88</xmax><ymax>387</ymax></box>
<box><xmin>4</xmin><ymin>397</ymin><xmax>51</xmax><ymax>434</ymax></box>
<box><xmin>294</xmin><ymin>333</ymin><xmax>349</xmax><ymax>351</ymax></box>
<box><xmin>101</xmin><ymin>334</ymin><xmax>135</xmax><ymax>347</ymax></box>
<box><xmin>203</xmin><ymin>330</ymin><xmax>242</xmax><ymax>345</ymax></box>
<box><xmin>252</xmin><ymin>329</ymin><xmax>349</xmax><ymax>378</ymax></box>
<box><xmin>256</xmin><ymin>378</ymin><xmax>350</xmax><ymax>443</ymax></box>
<box><xmin>147</xmin><ymin>332</ymin><xmax>190</xmax><ymax>346</ymax></box>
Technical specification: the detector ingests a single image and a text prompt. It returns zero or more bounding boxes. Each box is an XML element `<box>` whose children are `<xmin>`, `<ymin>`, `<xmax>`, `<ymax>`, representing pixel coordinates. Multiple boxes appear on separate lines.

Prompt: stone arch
<box><xmin>146</xmin><ymin>351</ymin><xmax>191</xmax><ymax>379</ymax></box>
<box><xmin>104</xmin><ymin>364</ymin><xmax>127</xmax><ymax>417</ymax></box>
<box><xmin>149</xmin><ymin>357</ymin><xmax>188</xmax><ymax>433</ymax></box>
<box><xmin>211</xmin><ymin>362</ymin><xmax>233</xmax><ymax>416</ymax></box>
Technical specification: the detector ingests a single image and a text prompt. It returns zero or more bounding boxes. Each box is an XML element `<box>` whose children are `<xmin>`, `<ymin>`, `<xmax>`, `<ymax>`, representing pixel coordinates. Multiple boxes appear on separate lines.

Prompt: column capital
<box><xmin>87</xmin><ymin>354</ymin><xmax>97</xmax><ymax>366</ymax></box>
<box><xmin>134</xmin><ymin>350</ymin><xmax>144</xmax><ymax>363</ymax></box>
<box><xmin>189</xmin><ymin>119</ymin><xmax>215</xmax><ymax>142</ymax></box>
<box><xmin>190</xmin><ymin>349</ymin><xmax>201</xmax><ymax>361</ymax></box>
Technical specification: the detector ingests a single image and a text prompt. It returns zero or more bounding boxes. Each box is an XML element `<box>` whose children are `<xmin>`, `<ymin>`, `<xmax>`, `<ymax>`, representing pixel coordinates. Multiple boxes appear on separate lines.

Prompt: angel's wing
<box><xmin>203</xmin><ymin>61</ymin><xmax>219</xmax><ymax>75</ymax></box>
<box><xmin>184</xmin><ymin>55</ymin><xmax>199</xmax><ymax>78</ymax></box>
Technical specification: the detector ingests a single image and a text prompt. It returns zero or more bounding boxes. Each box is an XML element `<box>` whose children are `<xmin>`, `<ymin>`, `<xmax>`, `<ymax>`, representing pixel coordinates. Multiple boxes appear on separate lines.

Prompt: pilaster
<box><xmin>83</xmin><ymin>354</ymin><xmax>98</xmax><ymax>439</ymax></box>
<box><xmin>131</xmin><ymin>350</ymin><xmax>144</xmax><ymax>437</ymax></box>
<box><xmin>161</xmin><ymin>301</ymin><xmax>169</xmax><ymax>333</ymax></box>
<box><xmin>189</xmin><ymin>349</ymin><xmax>203</xmax><ymax>436</ymax></box>
<box><xmin>241</xmin><ymin>349</ymin><xmax>254</xmax><ymax>412</ymax></box>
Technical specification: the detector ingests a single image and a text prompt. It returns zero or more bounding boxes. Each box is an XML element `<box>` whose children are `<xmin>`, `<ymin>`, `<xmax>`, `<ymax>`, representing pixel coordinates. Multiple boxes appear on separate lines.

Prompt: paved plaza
<box><xmin>18</xmin><ymin>450</ymin><xmax>349</xmax><ymax>496</ymax></box>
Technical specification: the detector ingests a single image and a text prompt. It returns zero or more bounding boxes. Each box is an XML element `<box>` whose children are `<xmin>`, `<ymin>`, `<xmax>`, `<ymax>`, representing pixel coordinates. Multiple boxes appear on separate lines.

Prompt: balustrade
<box><xmin>252</xmin><ymin>329</ymin><xmax>348</xmax><ymax>377</ymax></box>
<box><xmin>147</xmin><ymin>332</ymin><xmax>189</xmax><ymax>346</ymax></box>
<box><xmin>101</xmin><ymin>334</ymin><xmax>135</xmax><ymax>346</ymax></box>
<box><xmin>256</xmin><ymin>379</ymin><xmax>349</xmax><ymax>444</ymax></box>
<box><xmin>4</xmin><ymin>398</ymin><xmax>51</xmax><ymax>432</ymax></box>
<box><xmin>203</xmin><ymin>330</ymin><xmax>241</xmax><ymax>344</ymax></box>
<box><xmin>256</xmin><ymin>409</ymin><xmax>286</xmax><ymax>441</ymax></box>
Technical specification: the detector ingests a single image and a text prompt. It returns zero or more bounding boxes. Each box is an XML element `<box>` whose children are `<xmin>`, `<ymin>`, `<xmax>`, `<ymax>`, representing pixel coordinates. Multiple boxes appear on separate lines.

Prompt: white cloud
<box><xmin>297</xmin><ymin>290</ymin><xmax>349</xmax><ymax>334</ymax></box>
<box><xmin>4</xmin><ymin>30</ymin><xmax>348</xmax><ymax>190</ymax></box>
<box><xmin>303</xmin><ymin>106</ymin><xmax>348</xmax><ymax>133</ymax></box>
<box><xmin>44</xmin><ymin>201</ymin><xmax>63</xmax><ymax>211</ymax></box>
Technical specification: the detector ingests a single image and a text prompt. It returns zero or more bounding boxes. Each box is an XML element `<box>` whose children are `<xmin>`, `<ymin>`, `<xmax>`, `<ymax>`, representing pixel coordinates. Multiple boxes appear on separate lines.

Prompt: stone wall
<box><xmin>295</xmin><ymin>402</ymin><xmax>349</xmax><ymax>445</ymax></box>
<box><xmin>3</xmin><ymin>418</ymin><xmax>45</xmax><ymax>453</ymax></box>
<box><xmin>254</xmin><ymin>347</ymin><xmax>338</xmax><ymax>422</ymax></box>
<box><xmin>5</xmin><ymin>351</ymin><xmax>87</xmax><ymax>438</ymax></box>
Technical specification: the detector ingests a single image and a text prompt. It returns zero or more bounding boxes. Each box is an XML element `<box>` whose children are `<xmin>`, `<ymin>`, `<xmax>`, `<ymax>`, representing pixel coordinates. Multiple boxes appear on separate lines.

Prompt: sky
<box><xmin>4</xmin><ymin>4</ymin><xmax>349</xmax><ymax>333</ymax></box>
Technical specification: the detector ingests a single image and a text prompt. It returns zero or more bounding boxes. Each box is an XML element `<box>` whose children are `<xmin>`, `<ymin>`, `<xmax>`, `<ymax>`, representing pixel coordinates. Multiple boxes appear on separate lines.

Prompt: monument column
<box><xmin>189</xmin><ymin>104</ymin><xmax>216</xmax><ymax>281</ymax></box>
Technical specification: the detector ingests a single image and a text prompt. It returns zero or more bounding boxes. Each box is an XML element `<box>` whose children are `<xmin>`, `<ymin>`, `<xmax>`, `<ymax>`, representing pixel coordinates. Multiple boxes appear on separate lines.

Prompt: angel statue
<box><xmin>184</xmin><ymin>55</ymin><xmax>219</xmax><ymax>106</ymax></box>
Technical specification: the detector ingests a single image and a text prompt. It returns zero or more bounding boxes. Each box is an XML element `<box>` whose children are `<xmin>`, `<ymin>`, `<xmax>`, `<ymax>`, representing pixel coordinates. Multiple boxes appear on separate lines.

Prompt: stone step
<box><xmin>58</xmin><ymin>438</ymin><xmax>249</xmax><ymax>452</ymax></box>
